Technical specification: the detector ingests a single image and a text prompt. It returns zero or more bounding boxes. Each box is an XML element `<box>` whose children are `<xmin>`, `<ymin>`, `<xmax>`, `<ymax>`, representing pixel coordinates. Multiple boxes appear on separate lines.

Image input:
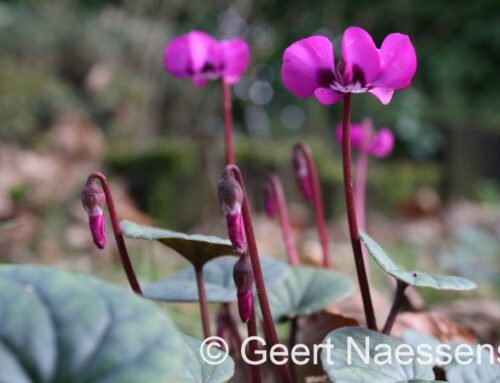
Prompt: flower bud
<box><xmin>292</xmin><ymin>152</ymin><xmax>312</xmax><ymax>201</ymax></box>
<box><xmin>233</xmin><ymin>255</ymin><xmax>254</xmax><ymax>323</ymax></box>
<box><xmin>81</xmin><ymin>178</ymin><xmax>106</xmax><ymax>249</ymax></box>
<box><xmin>218</xmin><ymin>173</ymin><xmax>246</xmax><ymax>253</ymax></box>
<box><xmin>369</xmin><ymin>127</ymin><xmax>394</xmax><ymax>158</ymax></box>
<box><xmin>263</xmin><ymin>180</ymin><xmax>277</xmax><ymax>218</ymax></box>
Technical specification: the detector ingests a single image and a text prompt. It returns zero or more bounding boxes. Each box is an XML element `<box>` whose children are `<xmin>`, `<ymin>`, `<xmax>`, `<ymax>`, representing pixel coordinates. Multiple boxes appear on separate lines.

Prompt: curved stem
<box><xmin>293</xmin><ymin>143</ymin><xmax>330</xmax><ymax>268</ymax></box>
<box><xmin>222</xmin><ymin>78</ymin><xmax>235</xmax><ymax>165</ymax></box>
<box><xmin>382</xmin><ymin>280</ymin><xmax>408</xmax><ymax>335</ymax></box>
<box><xmin>225</xmin><ymin>165</ymin><xmax>293</xmax><ymax>383</ymax></box>
<box><xmin>246</xmin><ymin>308</ymin><xmax>262</xmax><ymax>383</ymax></box>
<box><xmin>89</xmin><ymin>172</ymin><xmax>142</xmax><ymax>295</ymax></box>
<box><xmin>194</xmin><ymin>263</ymin><xmax>211</xmax><ymax>339</ymax></box>
<box><xmin>266</xmin><ymin>174</ymin><xmax>300</xmax><ymax>267</ymax></box>
<box><xmin>340</xmin><ymin>94</ymin><xmax>377</xmax><ymax>331</ymax></box>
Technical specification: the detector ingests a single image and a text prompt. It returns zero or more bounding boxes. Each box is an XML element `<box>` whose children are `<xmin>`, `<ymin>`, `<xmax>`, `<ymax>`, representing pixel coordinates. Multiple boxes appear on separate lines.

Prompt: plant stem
<box><xmin>340</xmin><ymin>94</ymin><xmax>377</xmax><ymax>331</ymax></box>
<box><xmin>267</xmin><ymin>174</ymin><xmax>300</xmax><ymax>267</ymax></box>
<box><xmin>293</xmin><ymin>143</ymin><xmax>330</xmax><ymax>268</ymax></box>
<box><xmin>89</xmin><ymin>172</ymin><xmax>142</xmax><ymax>295</ymax></box>
<box><xmin>382</xmin><ymin>280</ymin><xmax>408</xmax><ymax>335</ymax></box>
<box><xmin>194</xmin><ymin>263</ymin><xmax>211</xmax><ymax>339</ymax></box>
<box><xmin>226</xmin><ymin>165</ymin><xmax>293</xmax><ymax>383</ymax></box>
<box><xmin>354</xmin><ymin>123</ymin><xmax>371</xmax><ymax>277</ymax></box>
<box><xmin>222</xmin><ymin>78</ymin><xmax>235</xmax><ymax>165</ymax></box>
<box><xmin>246</xmin><ymin>308</ymin><xmax>262</xmax><ymax>383</ymax></box>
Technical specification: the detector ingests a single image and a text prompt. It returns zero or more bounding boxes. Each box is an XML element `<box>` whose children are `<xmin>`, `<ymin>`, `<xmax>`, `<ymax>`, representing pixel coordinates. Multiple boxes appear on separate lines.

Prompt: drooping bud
<box><xmin>369</xmin><ymin>127</ymin><xmax>394</xmax><ymax>158</ymax></box>
<box><xmin>81</xmin><ymin>178</ymin><xmax>106</xmax><ymax>249</ymax></box>
<box><xmin>233</xmin><ymin>254</ymin><xmax>254</xmax><ymax>323</ymax></box>
<box><xmin>218</xmin><ymin>172</ymin><xmax>246</xmax><ymax>253</ymax></box>
<box><xmin>292</xmin><ymin>152</ymin><xmax>312</xmax><ymax>201</ymax></box>
<box><xmin>263</xmin><ymin>180</ymin><xmax>277</xmax><ymax>218</ymax></box>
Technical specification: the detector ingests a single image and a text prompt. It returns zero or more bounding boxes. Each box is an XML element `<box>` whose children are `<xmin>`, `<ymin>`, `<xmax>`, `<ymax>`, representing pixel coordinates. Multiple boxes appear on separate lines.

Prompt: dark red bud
<box><xmin>263</xmin><ymin>181</ymin><xmax>277</xmax><ymax>218</ymax></box>
<box><xmin>218</xmin><ymin>172</ymin><xmax>246</xmax><ymax>252</ymax></box>
<box><xmin>233</xmin><ymin>255</ymin><xmax>255</xmax><ymax>322</ymax></box>
<box><xmin>81</xmin><ymin>178</ymin><xmax>107</xmax><ymax>249</ymax></box>
<box><xmin>292</xmin><ymin>152</ymin><xmax>312</xmax><ymax>201</ymax></box>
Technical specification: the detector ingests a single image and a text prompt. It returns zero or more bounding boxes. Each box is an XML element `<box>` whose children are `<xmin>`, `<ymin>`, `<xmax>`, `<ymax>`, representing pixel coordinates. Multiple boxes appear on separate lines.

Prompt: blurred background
<box><xmin>0</xmin><ymin>0</ymin><xmax>499</xmax><ymax>339</ymax></box>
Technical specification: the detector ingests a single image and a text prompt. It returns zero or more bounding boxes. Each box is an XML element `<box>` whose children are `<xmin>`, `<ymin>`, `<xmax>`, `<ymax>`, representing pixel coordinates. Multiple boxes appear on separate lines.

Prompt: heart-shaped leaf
<box><xmin>179</xmin><ymin>335</ymin><xmax>234</xmax><ymax>383</ymax></box>
<box><xmin>120</xmin><ymin>220</ymin><xmax>237</xmax><ymax>266</ymax></box>
<box><xmin>0</xmin><ymin>265</ymin><xmax>185</xmax><ymax>383</ymax></box>
<box><xmin>143</xmin><ymin>256</ymin><xmax>288</xmax><ymax>303</ymax></box>
<box><xmin>321</xmin><ymin>327</ymin><xmax>439</xmax><ymax>383</ymax></box>
<box><xmin>446</xmin><ymin>363</ymin><xmax>500</xmax><ymax>383</ymax></box>
<box><xmin>266</xmin><ymin>266</ymin><xmax>355</xmax><ymax>322</ymax></box>
<box><xmin>360</xmin><ymin>231</ymin><xmax>476</xmax><ymax>290</ymax></box>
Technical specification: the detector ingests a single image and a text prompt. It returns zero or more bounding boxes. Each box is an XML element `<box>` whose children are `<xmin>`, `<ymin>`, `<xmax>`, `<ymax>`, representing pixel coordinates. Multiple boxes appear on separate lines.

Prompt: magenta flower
<box><xmin>233</xmin><ymin>255</ymin><xmax>255</xmax><ymax>323</ymax></box>
<box><xmin>281</xmin><ymin>27</ymin><xmax>416</xmax><ymax>105</ymax></box>
<box><xmin>218</xmin><ymin>172</ymin><xmax>246</xmax><ymax>253</ymax></box>
<box><xmin>292</xmin><ymin>151</ymin><xmax>313</xmax><ymax>201</ymax></box>
<box><xmin>336</xmin><ymin>120</ymin><xmax>394</xmax><ymax>158</ymax></box>
<box><xmin>81</xmin><ymin>178</ymin><xmax>106</xmax><ymax>249</ymax></box>
<box><xmin>164</xmin><ymin>30</ymin><xmax>250</xmax><ymax>87</ymax></box>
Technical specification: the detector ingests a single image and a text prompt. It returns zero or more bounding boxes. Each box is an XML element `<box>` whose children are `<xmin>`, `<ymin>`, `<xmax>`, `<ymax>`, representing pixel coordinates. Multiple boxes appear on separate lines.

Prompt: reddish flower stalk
<box><xmin>223</xmin><ymin>165</ymin><xmax>293</xmax><ymax>383</ymax></box>
<box><xmin>340</xmin><ymin>94</ymin><xmax>377</xmax><ymax>330</ymax></box>
<box><xmin>194</xmin><ymin>263</ymin><xmax>212</xmax><ymax>338</ymax></box>
<box><xmin>222</xmin><ymin>78</ymin><xmax>235</xmax><ymax>164</ymax></box>
<box><xmin>84</xmin><ymin>172</ymin><xmax>142</xmax><ymax>295</ymax></box>
<box><xmin>292</xmin><ymin>143</ymin><xmax>331</xmax><ymax>268</ymax></box>
<box><xmin>354</xmin><ymin>123</ymin><xmax>372</xmax><ymax>233</ymax></box>
<box><xmin>264</xmin><ymin>174</ymin><xmax>300</xmax><ymax>267</ymax></box>
<box><xmin>246</xmin><ymin>306</ymin><xmax>263</xmax><ymax>383</ymax></box>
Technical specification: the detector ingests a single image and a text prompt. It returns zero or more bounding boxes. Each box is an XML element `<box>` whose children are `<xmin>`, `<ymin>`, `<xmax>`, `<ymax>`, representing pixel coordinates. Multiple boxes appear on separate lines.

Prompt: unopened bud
<box><xmin>292</xmin><ymin>152</ymin><xmax>312</xmax><ymax>201</ymax></box>
<box><xmin>233</xmin><ymin>255</ymin><xmax>254</xmax><ymax>323</ymax></box>
<box><xmin>263</xmin><ymin>181</ymin><xmax>277</xmax><ymax>218</ymax></box>
<box><xmin>81</xmin><ymin>178</ymin><xmax>106</xmax><ymax>249</ymax></box>
<box><xmin>218</xmin><ymin>173</ymin><xmax>246</xmax><ymax>253</ymax></box>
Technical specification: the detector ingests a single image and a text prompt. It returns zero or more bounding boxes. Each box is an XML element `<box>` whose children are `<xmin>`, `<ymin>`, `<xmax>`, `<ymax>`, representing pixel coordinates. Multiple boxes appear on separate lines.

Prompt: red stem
<box><xmin>89</xmin><ymin>172</ymin><xmax>142</xmax><ymax>295</ymax></box>
<box><xmin>246</xmin><ymin>308</ymin><xmax>263</xmax><ymax>383</ymax></box>
<box><xmin>226</xmin><ymin>165</ymin><xmax>293</xmax><ymax>383</ymax></box>
<box><xmin>382</xmin><ymin>281</ymin><xmax>408</xmax><ymax>335</ymax></box>
<box><xmin>266</xmin><ymin>174</ymin><xmax>300</xmax><ymax>267</ymax></box>
<box><xmin>340</xmin><ymin>94</ymin><xmax>377</xmax><ymax>331</ymax></box>
<box><xmin>222</xmin><ymin>78</ymin><xmax>235</xmax><ymax>165</ymax></box>
<box><xmin>293</xmin><ymin>143</ymin><xmax>331</xmax><ymax>268</ymax></box>
<box><xmin>194</xmin><ymin>263</ymin><xmax>212</xmax><ymax>339</ymax></box>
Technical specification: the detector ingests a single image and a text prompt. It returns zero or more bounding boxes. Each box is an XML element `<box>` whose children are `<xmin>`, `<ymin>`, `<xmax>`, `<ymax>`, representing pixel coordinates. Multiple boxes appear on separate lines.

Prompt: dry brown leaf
<box><xmin>392</xmin><ymin>311</ymin><xmax>477</xmax><ymax>343</ymax></box>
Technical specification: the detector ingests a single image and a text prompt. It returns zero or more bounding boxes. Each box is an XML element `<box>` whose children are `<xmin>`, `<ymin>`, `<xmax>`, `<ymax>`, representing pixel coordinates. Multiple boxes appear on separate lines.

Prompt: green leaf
<box><xmin>360</xmin><ymin>231</ymin><xmax>476</xmax><ymax>290</ymax></box>
<box><xmin>446</xmin><ymin>363</ymin><xmax>500</xmax><ymax>383</ymax></box>
<box><xmin>179</xmin><ymin>335</ymin><xmax>234</xmax><ymax>383</ymax></box>
<box><xmin>0</xmin><ymin>265</ymin><xmax>185</xmax><ymax>383</ymax></box>
<box><xmin>321</xmin><ymin>327</ymin><xmax>438</xmax><ymax>383</ymax></box>
<box><xmin>120</xmin><ymin>220</ymin><xmax>237</xmax><ymax>266</ymax></box>
<box><xmin>266</xmin><ymin>266</ymin><xmax>355</xmax><ymax>322</ymax></box>
<box><xmin>143</xmin><ymin>256</ymin><xmax>288</xmax><ymax>303</ymax></box>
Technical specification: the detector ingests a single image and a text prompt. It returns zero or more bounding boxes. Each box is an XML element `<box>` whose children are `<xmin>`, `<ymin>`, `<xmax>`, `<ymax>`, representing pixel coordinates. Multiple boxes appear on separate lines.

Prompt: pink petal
<box><xmin>369</xmin><ymin>87</ymin><xmax>394</xmax><ymax>105</ymax></box>
<box><xmin>89</xmin><ymin>213</ymin><xmax>106</xmax><ymax>249</ymax></box>
<box><xmin>369</xmin><ymin>128</ymin><xmax>394</xmax><ymax>157</ymax></box>
<box><xmin>164</xmin><ymin>30</ymin><xmax>218</xmax><ymax>79</ymax></box>
<box><xmin>341</xmin><ymin>27</ymin><xmax>381</xmax><ymax>85</ymax></box>
<box><xmin>220</xmin><ymin>38</ymin><xmax>250</xmax><ymax>84</ymax></box>
<box><xmin>374</xmin><ymin>33</ymin><xmax>417</xmax><ymax>90</ymax></box>
<box><xmin>281</xmin><ymin>36</ymin><xmax>335</xmax><ymax>98</ymax></box>
<box><xmin>314</xmin><ymin>88</ymin><xmax>344</xmax><ymax>105</ymax></box>
<box><xmin>335</xmin><ymin>122</ymin><xmax>365</xmax><ymax>150</ymax></box>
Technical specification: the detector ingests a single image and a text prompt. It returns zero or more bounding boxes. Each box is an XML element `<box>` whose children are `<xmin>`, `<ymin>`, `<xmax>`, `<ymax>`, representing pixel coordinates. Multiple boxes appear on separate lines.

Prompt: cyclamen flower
<box><xmin>233</xmin><ymin>255</ymin><xmax>255</xmax><ymax>323</ymax></box>
<box><xmin>336</xmin><ymin>121</ymin><xmax>394</xmax><ymax>158</ymax></box>
<box><xmin>292</xmin><ymin>151</ymin><xmax>312</xmax><ymax>201</ymax></box>
<box><xmin>281</xmin><ymin>26</ymin><xmax>417</xmax><ymax>105</ymax></box>
<box><xmin>218</xmin><ymin>172</ymin><xmax>246</xmax><ymax>253</ymax></box>
<box><xmin>164</xmin><ymin>30</ymin><xmax>250</xmax><ymax>87</ymax></box>
<box><xmin>81</xmin><ymin>179</ymin><xmax>106</xmax><ymax>249</ymax></box>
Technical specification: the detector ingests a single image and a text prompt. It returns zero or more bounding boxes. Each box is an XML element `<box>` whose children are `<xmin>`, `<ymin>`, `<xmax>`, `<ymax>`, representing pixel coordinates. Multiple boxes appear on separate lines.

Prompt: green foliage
<box><xmin>0</xmin><ymin>265</ymin><xmax>186</xmax><ymax>383</ymax></box>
